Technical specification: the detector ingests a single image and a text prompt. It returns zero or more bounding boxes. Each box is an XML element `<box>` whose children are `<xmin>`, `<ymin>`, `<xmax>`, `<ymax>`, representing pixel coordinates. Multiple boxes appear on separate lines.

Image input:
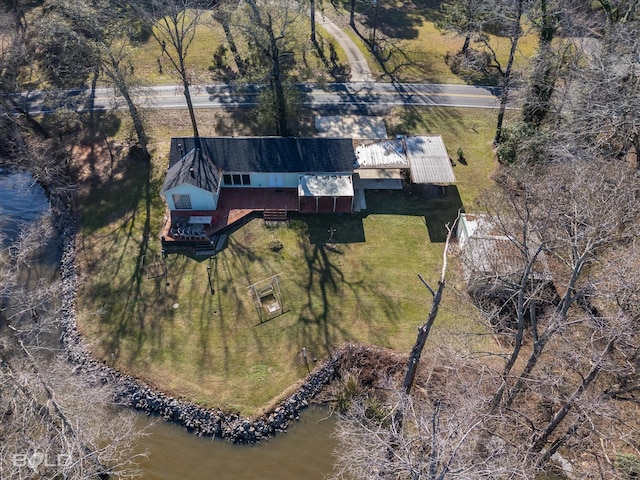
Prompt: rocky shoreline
<box><xmin>54</xmin><ymin>206</ymin><xmax>342</xmax><ymax>443</ymax></box>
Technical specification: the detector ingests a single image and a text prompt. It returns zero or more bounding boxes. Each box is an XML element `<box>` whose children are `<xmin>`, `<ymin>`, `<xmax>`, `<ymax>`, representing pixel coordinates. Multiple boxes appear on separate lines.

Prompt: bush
<box><xmin>615</xmin><ymin>454</ymin><xmax>640</xmax><ymax>479</ymax></box>
<box><xmin>268</xmin><ymin>239</ymin><xmax>284</xmax><ymax>252</ymax></box>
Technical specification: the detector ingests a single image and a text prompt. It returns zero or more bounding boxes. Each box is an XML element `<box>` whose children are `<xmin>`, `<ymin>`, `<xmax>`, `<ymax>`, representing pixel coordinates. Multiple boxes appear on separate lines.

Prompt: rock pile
<box><xmin>54</xmin><ymin>207</ymin><xmax>341</xmax><ymax>443</ymax></box>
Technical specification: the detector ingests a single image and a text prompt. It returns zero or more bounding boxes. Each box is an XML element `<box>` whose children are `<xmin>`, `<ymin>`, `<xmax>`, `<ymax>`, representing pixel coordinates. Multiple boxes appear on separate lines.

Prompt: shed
<box><xmin>457</xmin><ymin>213</ymin><xmax>557</xmax><ymax>331</ymax></box>
<box><xmin>404</xmin><ymin>136</ymin><xmax>456</xmax><ymax>185</ymax></box>
<box><xmin>298</xmin><ymin>174</ymin><xmax>354</xmax><ymax>213</ymax></box>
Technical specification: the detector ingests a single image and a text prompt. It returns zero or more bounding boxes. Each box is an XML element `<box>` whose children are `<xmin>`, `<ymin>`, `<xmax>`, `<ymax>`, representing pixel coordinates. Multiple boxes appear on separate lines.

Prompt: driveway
<box><xmin>314</xmin><ymin>13</ymin><xmax>374</xmax><ymax>83</ymax></box>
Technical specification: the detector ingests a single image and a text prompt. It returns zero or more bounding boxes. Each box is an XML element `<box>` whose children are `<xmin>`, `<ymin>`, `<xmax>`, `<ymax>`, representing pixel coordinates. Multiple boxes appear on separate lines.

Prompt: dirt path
<box><xmin>315</xmin><ymin>12</ymin><xmax>374</xmax><ymax>82</ymax></box>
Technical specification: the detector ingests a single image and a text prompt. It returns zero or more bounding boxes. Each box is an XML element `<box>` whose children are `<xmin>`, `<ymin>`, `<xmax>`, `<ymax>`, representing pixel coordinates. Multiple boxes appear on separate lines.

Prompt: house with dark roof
<box><xmin>160</xmin><ymin>135</ymin><xmax>457</xmax><ymax>253</ymax></box>
<box><xmin>161</xmin><ymin>137</ymin><xmax>356</xmax><ymax>215</ymax></box>
<box><xmin>161</xmin><ymin>143</ymin><xmax>222</xmax><ymax>212</ymax></box>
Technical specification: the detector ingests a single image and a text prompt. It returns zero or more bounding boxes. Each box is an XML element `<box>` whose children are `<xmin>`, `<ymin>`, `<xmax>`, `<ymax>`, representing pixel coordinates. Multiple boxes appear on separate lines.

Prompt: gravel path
<box><xmin>315</xmin><ymin>12</ymin><xmax>374</xmax><ymax>82</ymax></box>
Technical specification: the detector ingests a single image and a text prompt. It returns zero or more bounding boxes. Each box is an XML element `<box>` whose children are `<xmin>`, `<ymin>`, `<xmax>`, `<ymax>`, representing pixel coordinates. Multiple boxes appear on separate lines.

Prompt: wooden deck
<box><xmin>161</xmin><ymin>188</ymin><xmax>299</xmax><ymax>242</ymax></box>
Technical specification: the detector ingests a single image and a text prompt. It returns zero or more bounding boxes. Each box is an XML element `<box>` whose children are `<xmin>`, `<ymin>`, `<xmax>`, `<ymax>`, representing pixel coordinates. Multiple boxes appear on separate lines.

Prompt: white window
<box><xmin>172</xmin><ymin>194</ymin><xmax>192</xmax><ymax>209</ymax></box>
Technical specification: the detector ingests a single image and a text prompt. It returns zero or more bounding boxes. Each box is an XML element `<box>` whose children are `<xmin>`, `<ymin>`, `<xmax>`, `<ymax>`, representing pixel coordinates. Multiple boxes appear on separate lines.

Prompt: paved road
<box><xmin>17</xmin><ymin>83</ymin><xmax>500</xmax><ymax>115</ymax></box>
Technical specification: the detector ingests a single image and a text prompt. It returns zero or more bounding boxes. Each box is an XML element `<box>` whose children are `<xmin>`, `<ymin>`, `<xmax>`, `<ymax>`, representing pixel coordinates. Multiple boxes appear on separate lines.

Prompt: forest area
<box><xmin>0</xmin><ymin>0</ymin><xmax>639</xmax><ymax>478</ymax></box>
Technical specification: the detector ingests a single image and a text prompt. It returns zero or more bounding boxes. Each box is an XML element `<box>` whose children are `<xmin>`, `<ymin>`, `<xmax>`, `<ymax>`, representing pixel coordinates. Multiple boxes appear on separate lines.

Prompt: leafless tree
<box><xmin>465</xmin><ymin>159</ymin><xmax>640</xmax><ymax>475</ymax></box>
<box><xmin>34</xmin><ymin>0</ymin><xmax>151</xmax><ymax>160</ymax></box>
<box><xmin>212</xmin><ymin>0</ymin><xmax>246</xmax><ymax>76</ymax></box>
<box><xmin>0</xmin><ymin>218</ymin><xmax>146</xmax><ymax>479</ymax></box>
<box><xmin>556</xmin><ymin>20</ymin><xmax>640</xmax><ymax>165</ymax></box>
<box><xmin>403</xmin><ymin>221</ymin><xmax>456</xmax><ymax>395</ymax></box>
<box><xmin>435</xmin><ymin>0</ymin><xmax>491</xmax><ymax>54</ymax></box>
<box><xmin>133</xmin><ymin>0</ymin><xmax>215</xmax><ymax>138</ymax></box>
<box><xmin>228</xmin><ymin>0</ymin><xmax>305</xmax><ymax>135</ymax></box>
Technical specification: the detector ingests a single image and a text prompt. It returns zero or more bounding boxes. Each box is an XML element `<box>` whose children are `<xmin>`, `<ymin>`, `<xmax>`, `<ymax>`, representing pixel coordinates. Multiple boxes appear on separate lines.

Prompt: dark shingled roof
<box><xmin>161</xmin><ymin>146</ymin><xmax>221</xmax><ymax>194</ymax></box>
<box><xmin>168</xmin><ymin>137</ymin><xmax>356</xmax><ymax>174</ymax></box>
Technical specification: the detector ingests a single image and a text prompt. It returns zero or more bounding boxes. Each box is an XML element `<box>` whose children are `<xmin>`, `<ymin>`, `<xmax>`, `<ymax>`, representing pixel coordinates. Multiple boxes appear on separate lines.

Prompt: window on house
<box><xmin>232</xmin><ymin>174</ymin><xmax>241</xmax><ymax>185</ymax></box>
<box><xmin>223</xmin><ymin>174</ymin><xmax>232</xmax><ymax>185</ymax></box>
<box><xmin>172</xmin><ymin>194</ymin><xmax>192</xmax><ymax>209</ymax></box>
<box><xmin>242</xmin><ymin>174</ymin><xmax>251</xmax><ymax>185</ymax></box>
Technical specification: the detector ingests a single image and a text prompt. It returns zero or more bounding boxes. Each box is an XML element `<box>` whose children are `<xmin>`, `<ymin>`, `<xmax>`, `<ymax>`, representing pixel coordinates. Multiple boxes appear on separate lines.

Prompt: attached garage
<box><xmin>298</xmin><ymin>174</ymin><xmax>354</xmax><ymax>213</ymax></box>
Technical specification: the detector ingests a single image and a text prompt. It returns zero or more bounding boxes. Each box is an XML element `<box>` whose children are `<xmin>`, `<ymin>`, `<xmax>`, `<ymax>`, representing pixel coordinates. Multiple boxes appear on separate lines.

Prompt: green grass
<box><xmin>385</xmin><ymin>106</ymin><xmax>498</xmax><ymax>206</ymax></box>
<box><xmin>120</xmin><ymin>1</ymin><xmax>537</xmax><ymax>86</ymax></box>
<box><xmin>74</xmin><ymin>107</ymin><xmax>497</xmax><ymax>416</ymax></box>
<box><xmin>127</xmin><ymin>11</ymin><xmax>350</xmax><ymax>86</ymax></box>
<box><xmin>326</xmin><ymin>0</ymin><xmax>538</xmax><ymax>83</ymax></box>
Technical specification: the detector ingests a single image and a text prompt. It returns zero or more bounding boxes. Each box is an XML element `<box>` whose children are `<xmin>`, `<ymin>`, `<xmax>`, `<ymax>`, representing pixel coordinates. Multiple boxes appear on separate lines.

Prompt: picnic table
<box><xmin>189</xmin><ymin>215</ymin><xmax>212</xmax><ymax>226</ymax></box>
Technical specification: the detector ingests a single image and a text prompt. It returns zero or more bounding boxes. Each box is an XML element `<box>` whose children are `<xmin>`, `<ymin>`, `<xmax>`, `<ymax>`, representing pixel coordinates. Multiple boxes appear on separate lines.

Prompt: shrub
<box><xmin>268</xmin><ymin>239</ymin><xmax>284</xmax><ymax>252</ymax></box>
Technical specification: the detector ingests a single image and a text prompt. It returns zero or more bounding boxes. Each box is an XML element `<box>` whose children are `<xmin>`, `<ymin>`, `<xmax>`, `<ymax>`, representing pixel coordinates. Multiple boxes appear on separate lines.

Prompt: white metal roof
<box><xmin>404</xmin><ymin>136</ymin><xmax>456</xmax><ymax>184</ymax></box>
<box><xmin>298</xmin><ymin>174</ymin><xmax>354</xmax><ymax>197</ymax></box>
<box><xmin>354</xmin><ymin>139</ymin><xmax>409</xmax><ymax>168</ymax></box>
<box><xmin>315</xmin><ymin>116</ymin><xmax>388</xmax><ymax>138</ymax></box>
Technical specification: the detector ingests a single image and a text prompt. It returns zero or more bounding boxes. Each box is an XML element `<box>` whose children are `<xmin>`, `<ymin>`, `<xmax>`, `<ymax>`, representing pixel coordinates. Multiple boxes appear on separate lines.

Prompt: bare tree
<box><xmin>0</xmin><ymin>216</ymin><xmax>146</xmax><ymax>479</ymax></box>
<box><xmin>332</xmin><ymin>386</ymin><xmax>489</xmax><ymax>480</ymax></box>
<box><xmin>403</xmin><ymin>221</ymin><xmax>455</xmax><ymax>395</ymax></box>
<box><xmin>35</xmin><ymin>0</ymin><xmax>151</xmax><ymax>160</ymax></box>
<box><xmin>229</xmin><ymin>0</ymin><xmax>305</xmax><ymax>135</ymax></box>
<box><xmin>558</xmin><ymin>21</ymin><xmax>640</xmax><ymax>165</ymax></box>
<box><xmin>463</xmin><ymin>160</ymin><xmax>640</xmax><ymax>474</ymax></box>
<box><xmin>435</xmin><ymin>0</ymin><xmax>490</xmax><ymax>54</ymax></box>
<box><xmin>212</xmin><ymin>0</ymin><xmax>246</xmax><ymax>76</ymax></box>
<box><xmin>489</xmin><ymin>0</ymin><xmax>528</xmax><ymax>145</ymax></box>
<box><xmin>134</xmin><ymin>0</ymin><xmax>215</xmax><ymax>138</ymax></box>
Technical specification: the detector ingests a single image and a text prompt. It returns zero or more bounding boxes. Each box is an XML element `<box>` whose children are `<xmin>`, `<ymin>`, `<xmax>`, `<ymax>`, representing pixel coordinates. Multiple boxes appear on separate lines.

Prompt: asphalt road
<box><xmin>17</xmin><ymin>82</ymin><xmax>501</xmax><ymax>116</ymax></box>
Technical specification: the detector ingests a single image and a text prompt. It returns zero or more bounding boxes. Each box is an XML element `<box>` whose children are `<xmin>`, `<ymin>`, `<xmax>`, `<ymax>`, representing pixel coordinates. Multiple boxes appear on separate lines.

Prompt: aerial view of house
<box><xmin>159</xmin><ymin>135</ymin><xmax>456</xmax><ymax>255</ymax></box>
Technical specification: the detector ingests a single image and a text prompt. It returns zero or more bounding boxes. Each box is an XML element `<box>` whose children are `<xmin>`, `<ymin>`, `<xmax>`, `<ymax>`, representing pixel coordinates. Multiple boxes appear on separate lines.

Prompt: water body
<box><xmin>137</xmin><ymin>407</ymin><xmax>337</xmax><ymax>480</ymax></box>
<box><xmin>0</xmin><ymin>171</ymin><xmax>49</xmax><ymax>247</ymax></box>
<box><xmin>0</xmin><ymin>171</ymin><xmax>338</xmax><ymax>479</ymax></box>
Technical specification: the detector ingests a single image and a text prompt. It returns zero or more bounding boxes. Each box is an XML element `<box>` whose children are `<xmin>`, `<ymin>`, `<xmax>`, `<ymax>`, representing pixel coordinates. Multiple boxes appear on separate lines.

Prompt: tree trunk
<box><xmin>460</xmin><ymin>34</ymin><xmax>471</xmax><ymax>54</ymax></box>
<box><xmin>268</xmin><ymin>25</ymin><xmax>288</xmax><ymax>136</ymax></box>
<box><xmin>490</xmin><ymin>243</ymin><xmax>545</xmax><ymax>410</ymax></box>
<box><xmin>350</xmin><ymin>0</ymin><xmax>356</xmax><ymax>28</ymax></box>
<box><xmin>182</xmin><ymin>79</ymin><xmax>199</xmax><ymax>138</ymax></box>
<box><xmin>106</xmin><ymin>54</ymin><xmax>150</xmax><ymax>161</ymax></box>
<box><xmin>221</xmin><ymin>20</ymin><xmax>245</xmax><ymax>75</ymax></box>
<box><xmin>177</xmin><ymin>48</ymin><xmax>199</xmax><ymax>138</ymax></box>
<box><xmin>403</xmin><ymin>280</ymin><xmax>445</xmax><ymax>394</ymax></box>
<box><xmin>402</xmin><ymin>223</ymin><xmax>454</xmax><ymax>395</ymax></box>
<box><xmin>530</xmin><ymin>338</ymin><xmax>615</xmax><ymax>455</ymax></box>
<box><xmin>522</xmin><ymin>0</ymin><xmax>557</xmax><ymax>127</ymax></box>
<box><xmin>120</xmin><ymin>87</ymin><xmax>150</xmax><ymax>161</ymax></box>
<box><xmin>504</xmin><ymin>253</ymin><xmax>587</xmax><ymax>409</ymax></box>
<box><xmin>493</xmin><ymin>0</ymin><xmax>524</xmax><ymax>145</ymax></box>
<box><xmin>310</xmin><ymin>0</ymin><xmax>317</xmax><ymax>44</ymax></box>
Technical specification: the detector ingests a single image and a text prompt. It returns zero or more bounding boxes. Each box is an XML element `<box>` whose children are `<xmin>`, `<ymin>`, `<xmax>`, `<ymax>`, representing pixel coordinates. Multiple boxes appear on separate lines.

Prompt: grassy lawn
<box><xmin>127</xmin><ymin>11</ymin><xmax>350</xmax><ymax>87</ymax></box>
<box><xmin>74</xmin><ymin>106</ymin><xmax>497</xmax><ymax>416</ymax></box>
<box><xmin>120</xmin><ymin>1</ymin><xmax>536</xmax><ymax>86</ymax></box>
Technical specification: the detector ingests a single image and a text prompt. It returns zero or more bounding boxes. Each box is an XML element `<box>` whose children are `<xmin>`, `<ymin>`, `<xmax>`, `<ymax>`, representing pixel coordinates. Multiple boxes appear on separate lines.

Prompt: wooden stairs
<box><xmin>263</xmin><ymin>209</ymin><xmax>288</xmax><ymax>225</ymax></box>
<box><xmin>194</xmin><ymin>234</ymin><xmax>228</xmax><ymax>257</ymax></box>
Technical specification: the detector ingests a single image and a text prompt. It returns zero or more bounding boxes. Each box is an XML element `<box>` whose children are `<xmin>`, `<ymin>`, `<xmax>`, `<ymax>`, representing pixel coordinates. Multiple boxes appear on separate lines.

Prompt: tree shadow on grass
<box><xmin>75</xmin><ymin>146</ymin><xmax>173</xmax><ymax>365</ymax></box>
<box><xmin>290</xmin><ymin>215</ymin><xmax>366</xmax><ymax>244</ymax></box>
<box><xmin>289</xmin><ymin>218</ymin><xmax>404</xmax><ymax>356</ymax></box>
<box><xmin>364</xmin><ymin>187</ymin><xmax>463</xmax><ymax>243</ymax></box>
<box><xmin>385</xmin><ymin>103</ymin><xmax>466</xmax><ymax>137</ymax></box>
<box><xmin>362</xmin><ymin>4</ymin><xmax>423</xmax><ymax>41</ymax></box>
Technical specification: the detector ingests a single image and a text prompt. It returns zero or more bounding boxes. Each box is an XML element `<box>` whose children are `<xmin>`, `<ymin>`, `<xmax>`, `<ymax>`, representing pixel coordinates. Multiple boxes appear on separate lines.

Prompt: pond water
<box><xmin>0</xmin><ymin>170</ymin><xmax>49</xmax><ymax>246</ymax></box>
<box><xmin>0</xmin><ymin>170</ymin><xmax>338</xmax><ymax>479</ymax></box>
<box><xmin>137</xmin><ymin>407</ymin><xmax>337</xmax><ymax>480</ymax></box>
